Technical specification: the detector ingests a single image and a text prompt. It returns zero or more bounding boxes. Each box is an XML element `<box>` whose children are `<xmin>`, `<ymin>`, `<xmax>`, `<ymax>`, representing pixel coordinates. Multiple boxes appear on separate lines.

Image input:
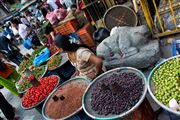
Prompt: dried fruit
<box><xmin>90</xmin><ymin>72</ymin><xmax>144</xmax><ymax>115</ymax></box>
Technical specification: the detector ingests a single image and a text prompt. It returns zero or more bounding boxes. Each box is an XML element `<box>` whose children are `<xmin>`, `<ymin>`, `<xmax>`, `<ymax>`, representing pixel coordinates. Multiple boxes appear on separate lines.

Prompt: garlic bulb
<box><xmin>169</xmin><ymin>98</ymin><xmax>179</xmax><ymax>111</ymax></box>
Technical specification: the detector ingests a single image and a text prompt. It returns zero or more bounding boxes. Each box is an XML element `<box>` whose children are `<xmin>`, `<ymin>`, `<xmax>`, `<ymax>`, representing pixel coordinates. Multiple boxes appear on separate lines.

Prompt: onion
<box><xmin>169</xmin><ymin>98</ymin><xmax>179</xmax><ymax>111</ymax></box>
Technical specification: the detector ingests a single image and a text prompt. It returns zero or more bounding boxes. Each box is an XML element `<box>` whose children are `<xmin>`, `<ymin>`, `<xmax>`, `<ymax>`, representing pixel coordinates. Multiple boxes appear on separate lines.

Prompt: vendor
<box><xmin>55</xmin><ymin>35</ymin><xmax>103</xmax><ymax>80</ymax></box>
<box><xmin>44</xmin><ymin>25</ymin><xmax>56</xmax><ymax>45</ymax></box>
<box><xmin>0</xmin><ymin>60</ymin><xmax>20</xmax><ymax>97</ymax></box>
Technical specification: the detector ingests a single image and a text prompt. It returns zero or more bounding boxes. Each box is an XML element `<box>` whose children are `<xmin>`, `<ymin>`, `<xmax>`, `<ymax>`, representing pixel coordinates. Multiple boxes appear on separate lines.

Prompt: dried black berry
<box><xmin>90</xmin><ymin>72</ymin><xmax>143</xmax><ymax>116</ymax></box>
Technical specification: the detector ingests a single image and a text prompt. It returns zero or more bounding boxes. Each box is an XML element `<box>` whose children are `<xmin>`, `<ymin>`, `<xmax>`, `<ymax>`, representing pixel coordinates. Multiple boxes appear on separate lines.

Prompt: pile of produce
<box><xmin>29</xmin><ymin>65</ymin><xmax>47</xmax><ymax>80</ymax></box>
<box><xmin>18</xmin><ymin>59</ymin><xmax>32</xmax><ymax>73</ymax></box>
<box><xmin>31</xmin><ymin>46</ymin><xmax>46</xmax><ymax>59</ymax></box>
<box><xmin>47</xmin><ymin>53</ymin><xmax>62</xmax><ymax>70</ymax></box>
<box><xmin>16</xmin><ymin>75</ymin><xmax>31</xmax><ymax>93</ymax></box>
<box><xmin>17</xmin><ymin>65</ymin><xmax>47</xmax><ymax>93</ymax></box>
<box><xmin>49</xmin><ymin>45</ymin><xmax>59</xmax><ymax>56</ymax></box>
<box><xmin>22</xmin><ymin>76</ymin><xmax>59</xmax><ymax>109</ymax></box>
<box><xmin>152</xmin><ymin>57</ymin><xmax>180</xmax><ymax>110</ymax></box>
<box><xmin>44</xmin><ymin>79</ymin><xmax>89</xmax><ymax>119</ymax></box>
<box><xmin>90</xmin><ymin>72</ymin><xmax>144</xmax><ymax>116</ymax></box>
<box><xmin>18</xmin><ymin>46</ymin><xmax>46</xmax><ymax>73</ymax></box>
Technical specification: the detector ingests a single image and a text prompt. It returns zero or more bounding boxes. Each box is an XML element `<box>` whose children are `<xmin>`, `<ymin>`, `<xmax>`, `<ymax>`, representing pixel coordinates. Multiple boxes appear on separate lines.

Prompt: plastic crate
<box><xmin>77</xmin><ymin>23</ymin><xmax>96</xmax><ymax>48</ymax></box>
<box><xmin>54</xmin><ymin>19</ymin><xmax>79</xmax><ymax>35</ymax></box>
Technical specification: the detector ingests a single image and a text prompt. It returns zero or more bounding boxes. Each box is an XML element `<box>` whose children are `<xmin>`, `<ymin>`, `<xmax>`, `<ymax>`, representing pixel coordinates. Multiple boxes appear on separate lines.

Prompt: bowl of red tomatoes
<box><xmin>21</xmin><ymin>75</ymin><xmax>60</xmax><ymax>110</ymax></box>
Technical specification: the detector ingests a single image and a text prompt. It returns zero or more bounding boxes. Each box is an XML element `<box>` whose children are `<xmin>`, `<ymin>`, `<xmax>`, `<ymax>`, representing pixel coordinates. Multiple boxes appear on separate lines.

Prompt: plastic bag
<box><xmin>33</xmin><ymin>48</ymin><xmax>50</xmax><ymax>66</ymax></box>
<box><xmin>23</xmin><ymin>39</ymin><xmax>33</xmax><ymax>50</ymax></box>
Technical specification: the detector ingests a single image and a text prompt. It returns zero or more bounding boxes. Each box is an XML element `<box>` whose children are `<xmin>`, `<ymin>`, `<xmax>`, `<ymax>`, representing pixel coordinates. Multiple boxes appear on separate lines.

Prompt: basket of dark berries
<box><xmin>82</xmin><ymin>67</ymin><xmax>147</xmax><ymax>119</ymax></box>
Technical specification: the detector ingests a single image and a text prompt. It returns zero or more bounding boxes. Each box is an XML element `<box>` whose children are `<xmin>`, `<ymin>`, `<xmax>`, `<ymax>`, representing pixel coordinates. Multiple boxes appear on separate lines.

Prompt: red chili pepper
<box><xmin>28</xmin><ymin>75</ymin><xmax>35</xmax><ymax>81</ymax></box>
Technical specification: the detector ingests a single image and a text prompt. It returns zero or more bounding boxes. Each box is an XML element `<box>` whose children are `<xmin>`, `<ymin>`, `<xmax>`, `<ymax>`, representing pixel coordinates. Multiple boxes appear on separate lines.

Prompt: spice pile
<box><xmin>90</xmin><ymin>72</ymin><xmax>144</xmax><ymax>115</ymax></box>
<box><xmin>45</xmin><ymin>80</ymin><xmax>88</xmax><ymax>119</ymax></box>
<box><xmin>22</xmin><ymin>76</ymin><xmax>59</xmax><ymax>109</ymax></box>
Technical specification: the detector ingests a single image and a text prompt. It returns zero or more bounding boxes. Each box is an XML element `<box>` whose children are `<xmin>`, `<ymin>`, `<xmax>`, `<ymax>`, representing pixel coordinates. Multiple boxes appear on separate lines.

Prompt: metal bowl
<box><xmin>148</xmin><ymin>55</ymin><xmax>180</xmax><ymax>116</ymax></box>
<box><xmin>42</xmin><ymin>76</ymin><xmax>91</xmax><ymax>120</ymax></box>
<box><xmin>47</xmin><ymin>53</ymin><xmax>69</xmax><ymax>71</ymax></box>
<box><xmin>82</xmin><ymin>67</ymin><xmax>147</xmax><ymax>120</ymax></box>
<box><xmin>103</xmin><ymin>5</ymin><xmax>138</xmax><ymax>30</ymax></box>
<box><xmin>21</xmin><ymin>75</ymin><xmax>60</xmax><ymax>110</ymax></box>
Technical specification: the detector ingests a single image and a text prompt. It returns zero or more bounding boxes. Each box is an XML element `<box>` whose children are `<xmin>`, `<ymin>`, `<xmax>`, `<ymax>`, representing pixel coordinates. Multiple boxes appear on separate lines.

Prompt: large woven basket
<box><xmin>103</xmin><ymin>5</ymin><xmax>138</xmax><ymax>30</ymax></box>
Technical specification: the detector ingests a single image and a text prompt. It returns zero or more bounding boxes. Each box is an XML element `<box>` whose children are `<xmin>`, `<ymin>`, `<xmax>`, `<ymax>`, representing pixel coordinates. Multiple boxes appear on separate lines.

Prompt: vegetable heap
<box><xmin>152</xmin><ymin>57</ymin><xmax>180</xmax><ymax>108</ymax></box>
<box><xmin>18</xmin><ymin>46</ymin><xmax>46</xmax><ymax>73</ymax></box>
<box><xmin>49</xmin><ymin>45</ymin><xmax>59</xmax><ymax>56</ymax></box>
<box><xmin>17</xmin><ymin>65</ymin><xmax>46</xmax><ymax>93</ymax></box>
<box><xmin>18</xmin><ymin>60</ymin><xmax>32</xmax><ymax>73</ymax></box>
<box><xmin>22</xmin><ymin>76</ymin><xmax>59</xmax><ymax>108</ymax></box>
<box><xmin>30</xmin><ymin>65</ymin><xmax>46</xmax><ymax>80</ymax></box>
<box><xmin>47</xmin><ymin>53</ymin><xmax>62</xmax><ymax>70</ymax></box>
<box><xmin>17</xmin><ymin>76</ymin><xmax>31</xmax><ymax>93</ymax></box>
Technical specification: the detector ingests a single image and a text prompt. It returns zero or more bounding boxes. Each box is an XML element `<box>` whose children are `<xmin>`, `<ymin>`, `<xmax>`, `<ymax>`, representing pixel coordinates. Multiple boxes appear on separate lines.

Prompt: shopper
<box><xmin>55</xmin><ymin>35</ymin><xmax>103</xmax><ymax>80</ymax></box>
<box><xmin>0</xmin><ymin>92</ymin><xmax>18</xmax><ymax>120</ymax></box>
<box><xmin>47</xmin><ymin>0</ymin><xmax>58</xmax><ymax>10</ymax></box>
<box><xmin>0</xmin><ymin>60</ymin><xmax>19</xmax><ymax>96</ymax></box>
<box><xmin>11</xmin><ymin>18</ymin><xmax>42</xmax><ymax>48</ymax></box>
<box><xmin>60</xmin><ymin>0</ymin><xmax>76</xmax><ymax>10</ymax></box>
<box><xmin>44</xmin><ymin>25</ymin><xmax>56</xmax><ymax>45</ymax></box>
<box><xmin>0</xmin><ymin>36</ymin><xmax>23</xmax><ymax>66</ymax></box>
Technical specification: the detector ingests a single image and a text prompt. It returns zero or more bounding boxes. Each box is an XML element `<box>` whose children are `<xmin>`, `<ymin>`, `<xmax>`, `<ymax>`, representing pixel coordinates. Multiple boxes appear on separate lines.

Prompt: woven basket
<box><xmin>103</xmin><ymin>5</ymin><xmax>138</xmax><ymax>30</ymax></box>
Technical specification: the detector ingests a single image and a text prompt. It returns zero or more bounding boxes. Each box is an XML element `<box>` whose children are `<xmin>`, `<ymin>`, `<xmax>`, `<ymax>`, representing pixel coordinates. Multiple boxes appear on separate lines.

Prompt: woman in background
<box><xmin>55</xmin><ymin>35</ymin><xmax>103</xmax><ymax>80</ymax></box>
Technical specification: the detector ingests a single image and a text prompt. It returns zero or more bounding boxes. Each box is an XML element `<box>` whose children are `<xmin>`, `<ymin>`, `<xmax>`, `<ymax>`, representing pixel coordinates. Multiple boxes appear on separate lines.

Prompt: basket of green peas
<box><xmin>148</xmin><ymin>55</ymin><xmax>180</xmax><ymax>115</ymax></box>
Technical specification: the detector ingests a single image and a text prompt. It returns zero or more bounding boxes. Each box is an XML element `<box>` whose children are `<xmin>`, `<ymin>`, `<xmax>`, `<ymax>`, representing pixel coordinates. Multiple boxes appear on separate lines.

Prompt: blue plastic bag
<box><xmin>23</xmin><ymin>39</ymin><xmax>33</xmax><ymax>50</ymax></box>
<box><xmin>33</xmin><ymin>48</ymin><xmax>50</xmax><ymax>66</ymax></box>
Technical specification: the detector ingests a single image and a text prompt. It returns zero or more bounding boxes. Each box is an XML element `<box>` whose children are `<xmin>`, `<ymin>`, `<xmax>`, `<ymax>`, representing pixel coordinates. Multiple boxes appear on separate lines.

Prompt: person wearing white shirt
<box><xmin>60</xmin><ymin>0</ymin><xmax>77</xmax><ymax>10</ymax></box>
<box><xmin>47</xmin><ymin>0</ymin><xmax>58</xmax><ymax>10</ymax></box>
<box><xmin>11</xmin><ymin>18</ymin><xmax>42</xmax><ymax>48</ymax></box>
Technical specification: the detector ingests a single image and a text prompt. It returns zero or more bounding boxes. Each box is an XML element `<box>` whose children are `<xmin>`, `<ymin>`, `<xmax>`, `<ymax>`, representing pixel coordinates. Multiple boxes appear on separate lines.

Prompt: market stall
<box><xmin>4</xmin><ymin>0</ymin><xmax>180</xmax><ymax>119</ymax></box>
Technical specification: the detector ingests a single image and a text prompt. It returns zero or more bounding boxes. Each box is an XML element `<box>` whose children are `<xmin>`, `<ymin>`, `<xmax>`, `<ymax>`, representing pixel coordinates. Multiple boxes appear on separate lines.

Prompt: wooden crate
<box><xmin>77</xmin><ymin>23</ymin><xmax>96</xmax><ymax>48</ymax></box>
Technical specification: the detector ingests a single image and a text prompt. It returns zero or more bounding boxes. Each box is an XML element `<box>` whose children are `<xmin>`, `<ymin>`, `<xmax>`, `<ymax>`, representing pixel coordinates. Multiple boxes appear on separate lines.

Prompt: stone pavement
<box><xmin>0</xmin><ymin>45</ymin><xmax>43</xmax><ymax>120</ymax></box>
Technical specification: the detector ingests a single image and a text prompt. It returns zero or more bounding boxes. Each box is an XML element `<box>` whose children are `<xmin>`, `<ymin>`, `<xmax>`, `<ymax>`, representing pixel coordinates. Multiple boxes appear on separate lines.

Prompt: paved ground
<box><xmin>0</xmin><ymin>45</ymin><xmax>43</xmax><ymax>120</ymax></box>
<box><xmin>0</xmin><ymin>42</ymin><xmax>179</xmax><ymax>120</ymax></box>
